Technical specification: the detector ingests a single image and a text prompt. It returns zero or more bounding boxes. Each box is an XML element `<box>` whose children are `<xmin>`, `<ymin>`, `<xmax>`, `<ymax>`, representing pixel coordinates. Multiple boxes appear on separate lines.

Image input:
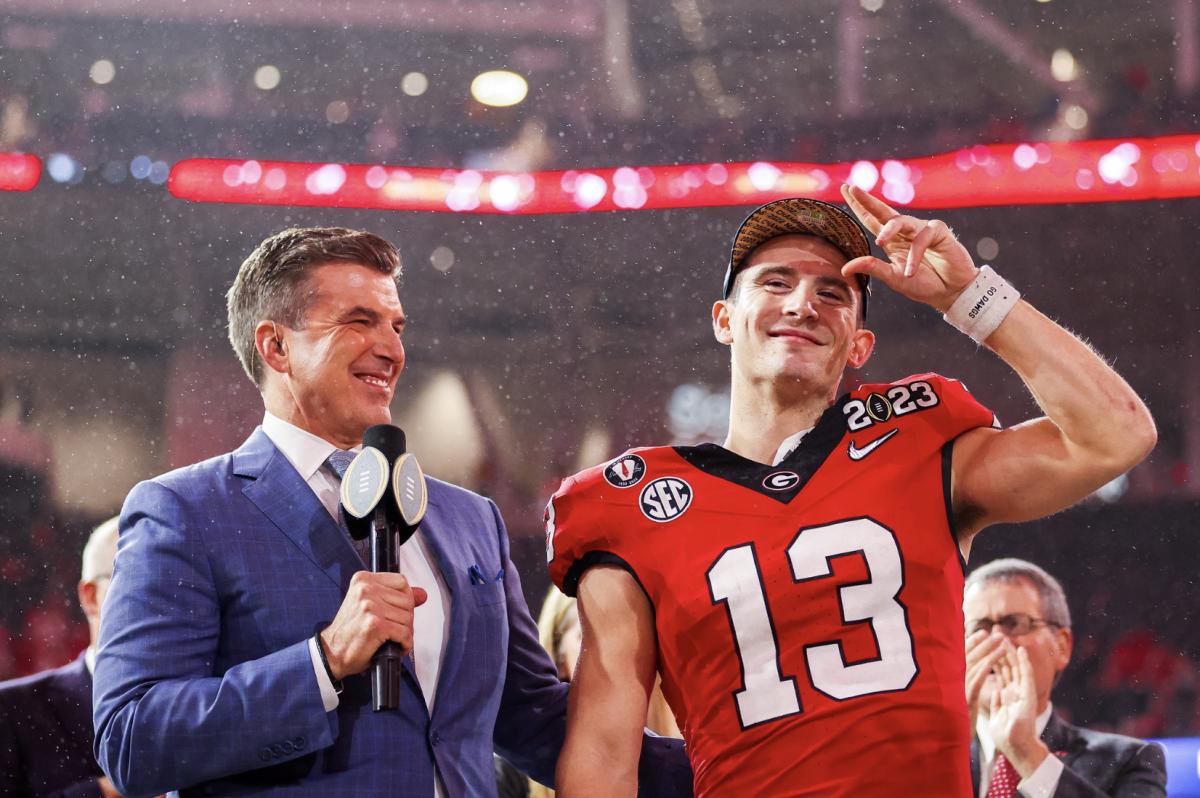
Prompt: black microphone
<box><xmin>339</xmin><ymin>424</ymin><xmax>428</xmax><ymax>711</ymax></box>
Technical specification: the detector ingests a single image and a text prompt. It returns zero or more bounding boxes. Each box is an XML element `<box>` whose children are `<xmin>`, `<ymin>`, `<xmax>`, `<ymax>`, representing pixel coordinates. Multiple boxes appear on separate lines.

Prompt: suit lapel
<box><xmin>234</xmin><ymin>428</ymin><xmax>363</xmax><ymax>593</ymax></box>
<box><xmin>971</xmin><ymin>713</ymin><xmax>1079</xmax><ymax>798</ymax></box>
<box><xmin>1041</xmin><ymin>712</ymin><xmax>1084</xmax><ymax>764</ymax></box>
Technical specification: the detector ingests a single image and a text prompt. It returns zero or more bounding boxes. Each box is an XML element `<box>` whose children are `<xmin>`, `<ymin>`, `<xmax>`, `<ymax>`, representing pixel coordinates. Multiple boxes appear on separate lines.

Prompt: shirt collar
<box><xmin>977</xmin><ymin>702</ymin><xmax>1054</xmax><ymax>762</ymax></box>
<box><xmin>772</xmin><ymin>427</ymin><xmax>813</xmax><ymax>466</ymax></box>
<box><xmin>261</xmin><ymin>412</ymin><xmax>360</xmax><ymax>481</ymax></box>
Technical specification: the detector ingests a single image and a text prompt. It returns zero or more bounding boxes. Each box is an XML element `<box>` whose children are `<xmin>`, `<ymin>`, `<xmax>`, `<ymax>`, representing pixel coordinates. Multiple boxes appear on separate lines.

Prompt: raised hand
<box><xmin>985</xmin><ymin>645</ymin><xmax>1050</xmax><ymax>778</ymax></box>
<box><xmin>839</xmin><ymin>184</ymin><xmax>979</xmax><ymax>312</ymax></box>
<box><xmin>964</xmin><ymin>630</ymin><xmax>1008</xmax><ymax>733</ymax></box>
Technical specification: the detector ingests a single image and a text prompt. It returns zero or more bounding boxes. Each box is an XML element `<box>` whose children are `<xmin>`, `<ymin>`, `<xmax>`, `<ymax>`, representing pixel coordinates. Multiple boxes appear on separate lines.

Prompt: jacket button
<box><xmin>270</xmin><ymin>743</ymin><xmax>284</xmax><ymax>757</ymax></box>
<box><xmin>430</xmin><ymin>731</ymin><xmax>441</xmax><ymax>746</ymax></box>
<box><xmin>258</xmin><ymin>748</ymin><xmax>272</xmax><ymax>762</ymax></box>
<box><xmin>281</xmin><ymin>741</ymin><xmax>295</xmax><ymax>754</ymax></box>
<box><xmin>293</xmin><ymin>736</ymin><xmax>307</xmax><ymax>749</ymax></box>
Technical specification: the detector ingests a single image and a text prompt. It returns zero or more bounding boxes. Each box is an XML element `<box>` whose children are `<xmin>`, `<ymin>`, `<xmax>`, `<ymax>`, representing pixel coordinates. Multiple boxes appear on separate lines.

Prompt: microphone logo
<box><xmin>392</xmin><ymin>453</ymin><xmax>428</xmax><ymax>527</ymax></box>
<box><xmin>340</xmin><ymin>447</ymin><xmax>389</xmax><ymax>519</ymax></box>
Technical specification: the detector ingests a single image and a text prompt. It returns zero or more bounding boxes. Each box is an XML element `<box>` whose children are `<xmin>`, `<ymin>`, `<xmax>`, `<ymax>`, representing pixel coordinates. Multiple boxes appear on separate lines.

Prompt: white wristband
<box><xmin>942</xmin><ymin>265</ymin><xmax>1020</xmax><ymax>343</ymax></box>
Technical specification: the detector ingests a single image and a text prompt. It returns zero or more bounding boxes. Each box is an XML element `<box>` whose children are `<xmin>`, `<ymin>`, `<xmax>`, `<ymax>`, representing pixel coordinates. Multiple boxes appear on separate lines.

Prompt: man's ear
<box><xmin>712</xmin><ymin>300</ymin><xmax>734</xmax><ymax>346</ymax></box>
<box><xmin>1053</xmin><ymin>627</ymin><xmax>1073</xmax><ymax>671</ymax></box>
<box><xmin>846</xmin><ymin>327</ymin><xmax>875</xmax><ymax>369</ymax></box>
<box><xmin>78</xmin><ymin>580</ymin><xmax>100</xmax><ymax>623</ymax></box>
<box><xmin>255</xmin><ymin>321</ymin><xmax>289</xmax><ymax>376</ymax></box>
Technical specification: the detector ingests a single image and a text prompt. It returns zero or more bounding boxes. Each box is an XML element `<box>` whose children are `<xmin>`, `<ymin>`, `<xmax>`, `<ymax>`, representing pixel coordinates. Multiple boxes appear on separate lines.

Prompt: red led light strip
<box><xmin>10</xmin><ymin>137</ymin><xmax>1200</xmax><ymax>209</ymax></box>
<box><xmin>0</xmin><ymin>154</ymin><xmax>41</xmax><ymax>192</ymax></box>
<box><xmin>167</xmin><ymin>135</ymin><xmax>1200</xmax><ymax>212</ymax></box>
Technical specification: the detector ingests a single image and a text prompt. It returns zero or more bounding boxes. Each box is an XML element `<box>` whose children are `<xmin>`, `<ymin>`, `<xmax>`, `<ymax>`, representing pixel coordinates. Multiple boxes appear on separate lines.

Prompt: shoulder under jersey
<box><xmin>545</xmin><ymin>373</ymin><xmax>996</xmax><ymax>798</ymax></box>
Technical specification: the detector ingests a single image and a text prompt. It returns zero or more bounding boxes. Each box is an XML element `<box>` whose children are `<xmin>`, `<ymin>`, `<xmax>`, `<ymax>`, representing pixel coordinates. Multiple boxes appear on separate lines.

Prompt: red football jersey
<box><xmin>547</xmin><ymin>374</ymin><xmax>996</xmax><ymax>797</ymax></box>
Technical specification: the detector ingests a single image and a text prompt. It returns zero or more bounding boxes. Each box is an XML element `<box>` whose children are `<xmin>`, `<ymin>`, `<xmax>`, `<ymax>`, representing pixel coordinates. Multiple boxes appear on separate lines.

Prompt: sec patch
<box><xmin>639</xmin><ymin>477</ymin><xmax>693</xmax><ymax>522</ymax></box>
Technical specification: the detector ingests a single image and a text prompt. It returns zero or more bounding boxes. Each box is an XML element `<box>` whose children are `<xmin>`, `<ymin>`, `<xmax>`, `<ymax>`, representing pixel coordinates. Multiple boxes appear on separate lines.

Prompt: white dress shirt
<box><xmin>261</xmin><ymin>413</ymin><xmax>452</xmax><ymax>795</ymax></box>
<box><xmin>976</xmin><ymin>703</ymin><xmax>1064</xmax><ymax>798</ymax></box>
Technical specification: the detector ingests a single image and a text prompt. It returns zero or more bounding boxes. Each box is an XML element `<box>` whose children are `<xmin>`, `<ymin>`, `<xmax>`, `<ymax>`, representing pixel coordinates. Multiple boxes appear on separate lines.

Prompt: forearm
<box><xmin>984</xmin><ymin>300</ymin><xmax>1155</xmax><ymax>467</ymax></box>
<box><xmin>557</xmin><ymin>728</ymin><xmax>642</xmax><ymax>798</ymax></box>
<box><xmin>95</xmin><ymin>639</ymin><xmax>335</xmax><ymax>796</ymax></box>
<box><xmin>558</xmin><ymin>566</ymin><xmax>658</xmax><ymax>798</ymax></box>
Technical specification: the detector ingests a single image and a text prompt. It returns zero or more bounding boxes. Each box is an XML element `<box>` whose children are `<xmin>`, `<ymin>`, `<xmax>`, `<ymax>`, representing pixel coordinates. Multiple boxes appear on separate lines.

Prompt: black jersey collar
<box><xmin>673</xmin><ymin>394</ymin><xmax>849</xmax><ymax>504</ymax></box>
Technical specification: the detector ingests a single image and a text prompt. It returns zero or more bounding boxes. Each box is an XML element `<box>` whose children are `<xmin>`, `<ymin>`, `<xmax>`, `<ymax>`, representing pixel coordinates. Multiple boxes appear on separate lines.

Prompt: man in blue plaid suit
<box><xmin>93</xmin><ymin>228</ymin><xmax>691</xmax><ymax>798</ymax></box>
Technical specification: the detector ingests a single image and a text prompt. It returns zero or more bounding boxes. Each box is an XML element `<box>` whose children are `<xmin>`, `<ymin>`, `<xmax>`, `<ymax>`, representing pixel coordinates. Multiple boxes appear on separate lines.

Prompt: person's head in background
<box><xmin>963</xmin><ymin>557</ymin><xmax>1073</xmax><ymax>715</ymax></box>
<box><xmin>537</xmin><ymin>586</ymin><xmax>581</xmax><ymax>682</ymax></box>
<box><xmin>79</xmin><ymin>517</ymin><xmax>118</xmax><ymax>649</ymax></box>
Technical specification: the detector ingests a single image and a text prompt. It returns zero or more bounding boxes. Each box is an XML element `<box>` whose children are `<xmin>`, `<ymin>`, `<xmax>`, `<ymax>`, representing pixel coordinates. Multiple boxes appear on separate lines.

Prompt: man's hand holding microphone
<box><xmin>317</xmin><ymin>424</ymin><xmax>428</xmax><ymax>708</ymax></box>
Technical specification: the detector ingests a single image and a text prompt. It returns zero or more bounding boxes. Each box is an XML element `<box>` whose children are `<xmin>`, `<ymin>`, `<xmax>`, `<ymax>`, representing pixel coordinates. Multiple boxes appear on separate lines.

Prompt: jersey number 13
<box><xmin>706</xmin><ymin>517</ymin><xmax>917</xmax><ymax>728</ymax></box>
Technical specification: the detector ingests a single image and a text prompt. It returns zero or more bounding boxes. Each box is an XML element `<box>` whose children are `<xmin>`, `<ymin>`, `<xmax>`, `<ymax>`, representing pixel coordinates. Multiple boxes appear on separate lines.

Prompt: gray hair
<box><xmin>964</xmin><ymin>557</ymin><xmax>1072</xmax><ymax>630</ymax></box>
<box><xmin>226</xmin><ymin>227</ymin><xmax>402</xmax><ymax>387</ymax></box>
<box><xmin>82</xmin><ymin>516</ymin><xmax>119</xmax><ymax>583</ymax></box>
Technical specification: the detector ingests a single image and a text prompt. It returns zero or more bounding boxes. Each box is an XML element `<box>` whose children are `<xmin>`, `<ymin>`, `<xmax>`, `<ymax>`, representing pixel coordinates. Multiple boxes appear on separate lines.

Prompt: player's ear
<box><xmin>712</xmin><ymin>299</ymin><xmax>734</xmax><ymax>346</ymax></box>
<box><xmin>846</xmin><ymin>327</ymin><xmax>875</xmax><ymax>369</ymax></box>
<box><xmin>255</xmin><ymin>321</ymin><xmax>289</xmax><ymax>375</ymax></box>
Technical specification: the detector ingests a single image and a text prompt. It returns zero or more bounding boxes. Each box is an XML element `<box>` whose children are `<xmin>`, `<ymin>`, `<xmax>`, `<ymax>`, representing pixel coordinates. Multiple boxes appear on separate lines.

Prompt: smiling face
<box><xmin>261</xmin><ymin>261</ymin><xmax>406</xmax><ymax>448</ymax></box>
<box><xmin>713</xmin><ymin>234</ymin><xmax>874</xmax><ymax>399</ymax></box>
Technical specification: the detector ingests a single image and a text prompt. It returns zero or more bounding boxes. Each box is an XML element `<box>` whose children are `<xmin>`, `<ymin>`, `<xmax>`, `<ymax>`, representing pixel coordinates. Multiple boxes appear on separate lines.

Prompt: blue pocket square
<box><xmin>468</xmin><ymin>564</ymin><xmax>504</xmax><ymax>584</ymax></box>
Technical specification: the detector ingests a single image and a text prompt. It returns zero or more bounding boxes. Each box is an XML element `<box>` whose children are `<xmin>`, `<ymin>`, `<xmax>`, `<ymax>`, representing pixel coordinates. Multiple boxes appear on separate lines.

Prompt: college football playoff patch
<box><xmin>604</xmin><ymin>454</ymin><xmax>647</xmax><ymax>488</ymax></box>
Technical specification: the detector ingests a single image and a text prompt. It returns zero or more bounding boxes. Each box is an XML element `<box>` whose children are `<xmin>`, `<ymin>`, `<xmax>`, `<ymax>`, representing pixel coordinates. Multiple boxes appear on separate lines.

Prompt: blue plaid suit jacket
<box><xmin>93</xmin><ymin>428</ymin><xmax>593</xmax><ymax>797</ymax></box>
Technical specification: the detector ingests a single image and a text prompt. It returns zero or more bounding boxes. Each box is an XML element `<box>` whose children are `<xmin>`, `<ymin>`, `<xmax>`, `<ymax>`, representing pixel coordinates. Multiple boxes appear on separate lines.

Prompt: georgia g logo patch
<box><xmin>639</xmin><ymin>477</ymin><xmax>693</xmax><ymax>523</ymax></box>
<box><xmin>604</xmin><ymin>454</ymin><xmax>646</xmax><ymax>488</ymax></box>
<box><xmin>762</xmin><ymin>471</ymin><xmax>800</xmax><ymax>491</ymax></box>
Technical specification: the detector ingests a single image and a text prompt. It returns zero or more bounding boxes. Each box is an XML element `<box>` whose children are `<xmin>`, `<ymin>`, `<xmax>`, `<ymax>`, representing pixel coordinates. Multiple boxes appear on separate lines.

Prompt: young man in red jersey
<box><xmin>546</xmin><ymin>185</ymin><xmax>1156</xmax><ymax>797</ymax></box>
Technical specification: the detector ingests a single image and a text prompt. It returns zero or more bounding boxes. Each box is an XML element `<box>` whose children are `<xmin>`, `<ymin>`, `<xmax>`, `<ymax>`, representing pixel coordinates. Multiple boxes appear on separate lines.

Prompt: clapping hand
<box><xmin>984</xmin><ymin>644</ymin><xmax>1050</xmax><ymax>778</ymax></box>
<box><xmin>965</xmin><ymin>630</ymin><xmax>1008</xmax><ymax>732</ymax></box>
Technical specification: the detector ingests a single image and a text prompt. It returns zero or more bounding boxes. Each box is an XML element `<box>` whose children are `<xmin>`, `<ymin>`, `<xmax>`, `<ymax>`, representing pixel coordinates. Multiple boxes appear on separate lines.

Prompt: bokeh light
<box><xmin>1063</xmin><ymin>104</ymin><xmax>1088</xmax><ymax>130</ymax></box>
<box><xmin>1051</xmin><ymin>49</ymin><xmax>1078</xmax><ymax>82</ymax></box>
<box><xmin>976</xmin><ymin>236</ymin><xmax>1000</xmax><ymax>261</ymax></box>
<box><xmin>430</xmin><ymin>246</ymin><xmax>455</xmax><ymax>272</ymax></box>
<box><xmin>470</xmin><ymin>70</ymin><xmax>528</xmax><ymax>107</ymax></box>
<box><xmin>47</xmin><ymin>153</ymin><xmax>81</xmax><ymax>183</ymax></box>
<box><xmin>89</xmin><ymin>59</ymin><xmax>115</xmax><ymax>85</ymax></box>
<box><xmin>402</xmin><ymin>72</ymin><xmax>429</xmax><ymax>97</ymax></box>
<box><xmin>325</xmin><ymin>100</ymin><xmax>350</xmax><ymax>124</ymax></box>
<box><xmin>254</xmin><ymin>65</ymin><xmax>281</xmax><ymax>91</ymax></box>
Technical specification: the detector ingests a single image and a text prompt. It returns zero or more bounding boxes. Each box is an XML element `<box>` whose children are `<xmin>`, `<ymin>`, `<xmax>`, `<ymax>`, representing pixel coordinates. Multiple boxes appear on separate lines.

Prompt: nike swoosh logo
<box><xmin>848</xmin><ymin>428</ymin><xmax>899</xmax><ymax>461</ymax></box>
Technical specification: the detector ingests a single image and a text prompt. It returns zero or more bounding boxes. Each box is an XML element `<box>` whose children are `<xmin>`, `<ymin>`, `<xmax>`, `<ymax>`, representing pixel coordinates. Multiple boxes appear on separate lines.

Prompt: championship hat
<box><xmin>723</xmin><ymin>197</ymin><xmax>873</xmax><ymax>318</ymax></box>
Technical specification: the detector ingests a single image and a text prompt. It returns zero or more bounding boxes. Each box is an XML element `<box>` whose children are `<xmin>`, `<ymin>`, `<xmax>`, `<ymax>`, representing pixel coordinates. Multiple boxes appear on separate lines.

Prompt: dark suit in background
<box><xmin>0</xmin><ymin>652</ymin><xmax>103</xmax><ymax>798</ymax></box>
<box><xmin>971</xmin><ymin>713</ymin><xmax>1167</xmax><ymax>798</ymax></box>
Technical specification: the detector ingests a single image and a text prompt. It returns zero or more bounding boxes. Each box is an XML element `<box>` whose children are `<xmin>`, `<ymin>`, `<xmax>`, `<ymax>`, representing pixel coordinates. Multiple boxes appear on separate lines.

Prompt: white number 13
<box><xmin>706</xmin><ymin>518</ymin><xmax>917</xmax><ymax>728</ymax></box>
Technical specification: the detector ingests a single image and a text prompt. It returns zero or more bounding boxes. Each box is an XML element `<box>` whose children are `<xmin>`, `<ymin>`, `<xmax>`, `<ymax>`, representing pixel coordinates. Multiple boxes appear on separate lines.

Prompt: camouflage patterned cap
<box><xmin>723</xmin><ymin>197</ymin><xmax>873</xmax><ymax>317</ymax></box>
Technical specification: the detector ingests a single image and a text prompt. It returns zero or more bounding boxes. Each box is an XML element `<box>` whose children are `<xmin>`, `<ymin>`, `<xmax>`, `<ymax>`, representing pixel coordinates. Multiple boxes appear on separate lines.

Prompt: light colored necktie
<box><xmin>985</xmin><ymin>752</ymin><xmax>1019</xmax><ymax>798</ymax></box>
<box><xmin>325</xmin><ymin>449</ymin><xmax>356</xmax><ymax>480</ymax></box>
<box><xmin>324</xmin><ymin>450</ymin><xmax>367</xmax><ymax>562</ymax></box>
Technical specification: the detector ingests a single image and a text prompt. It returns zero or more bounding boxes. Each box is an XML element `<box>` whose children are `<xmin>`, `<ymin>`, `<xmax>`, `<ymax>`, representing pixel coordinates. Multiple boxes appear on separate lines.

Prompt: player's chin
<box><xmin>766</xmin><ymin>358</ymin><xmax>826</xmax><ymax>384</ymax></box>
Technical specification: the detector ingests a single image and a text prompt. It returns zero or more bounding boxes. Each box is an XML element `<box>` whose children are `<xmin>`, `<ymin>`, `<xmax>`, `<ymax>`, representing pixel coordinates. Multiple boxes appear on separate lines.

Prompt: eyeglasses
<box><xmin>966</xmin><ymin>613</ymin><xmax>1061</xmax><ymax>638</ymax></box>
